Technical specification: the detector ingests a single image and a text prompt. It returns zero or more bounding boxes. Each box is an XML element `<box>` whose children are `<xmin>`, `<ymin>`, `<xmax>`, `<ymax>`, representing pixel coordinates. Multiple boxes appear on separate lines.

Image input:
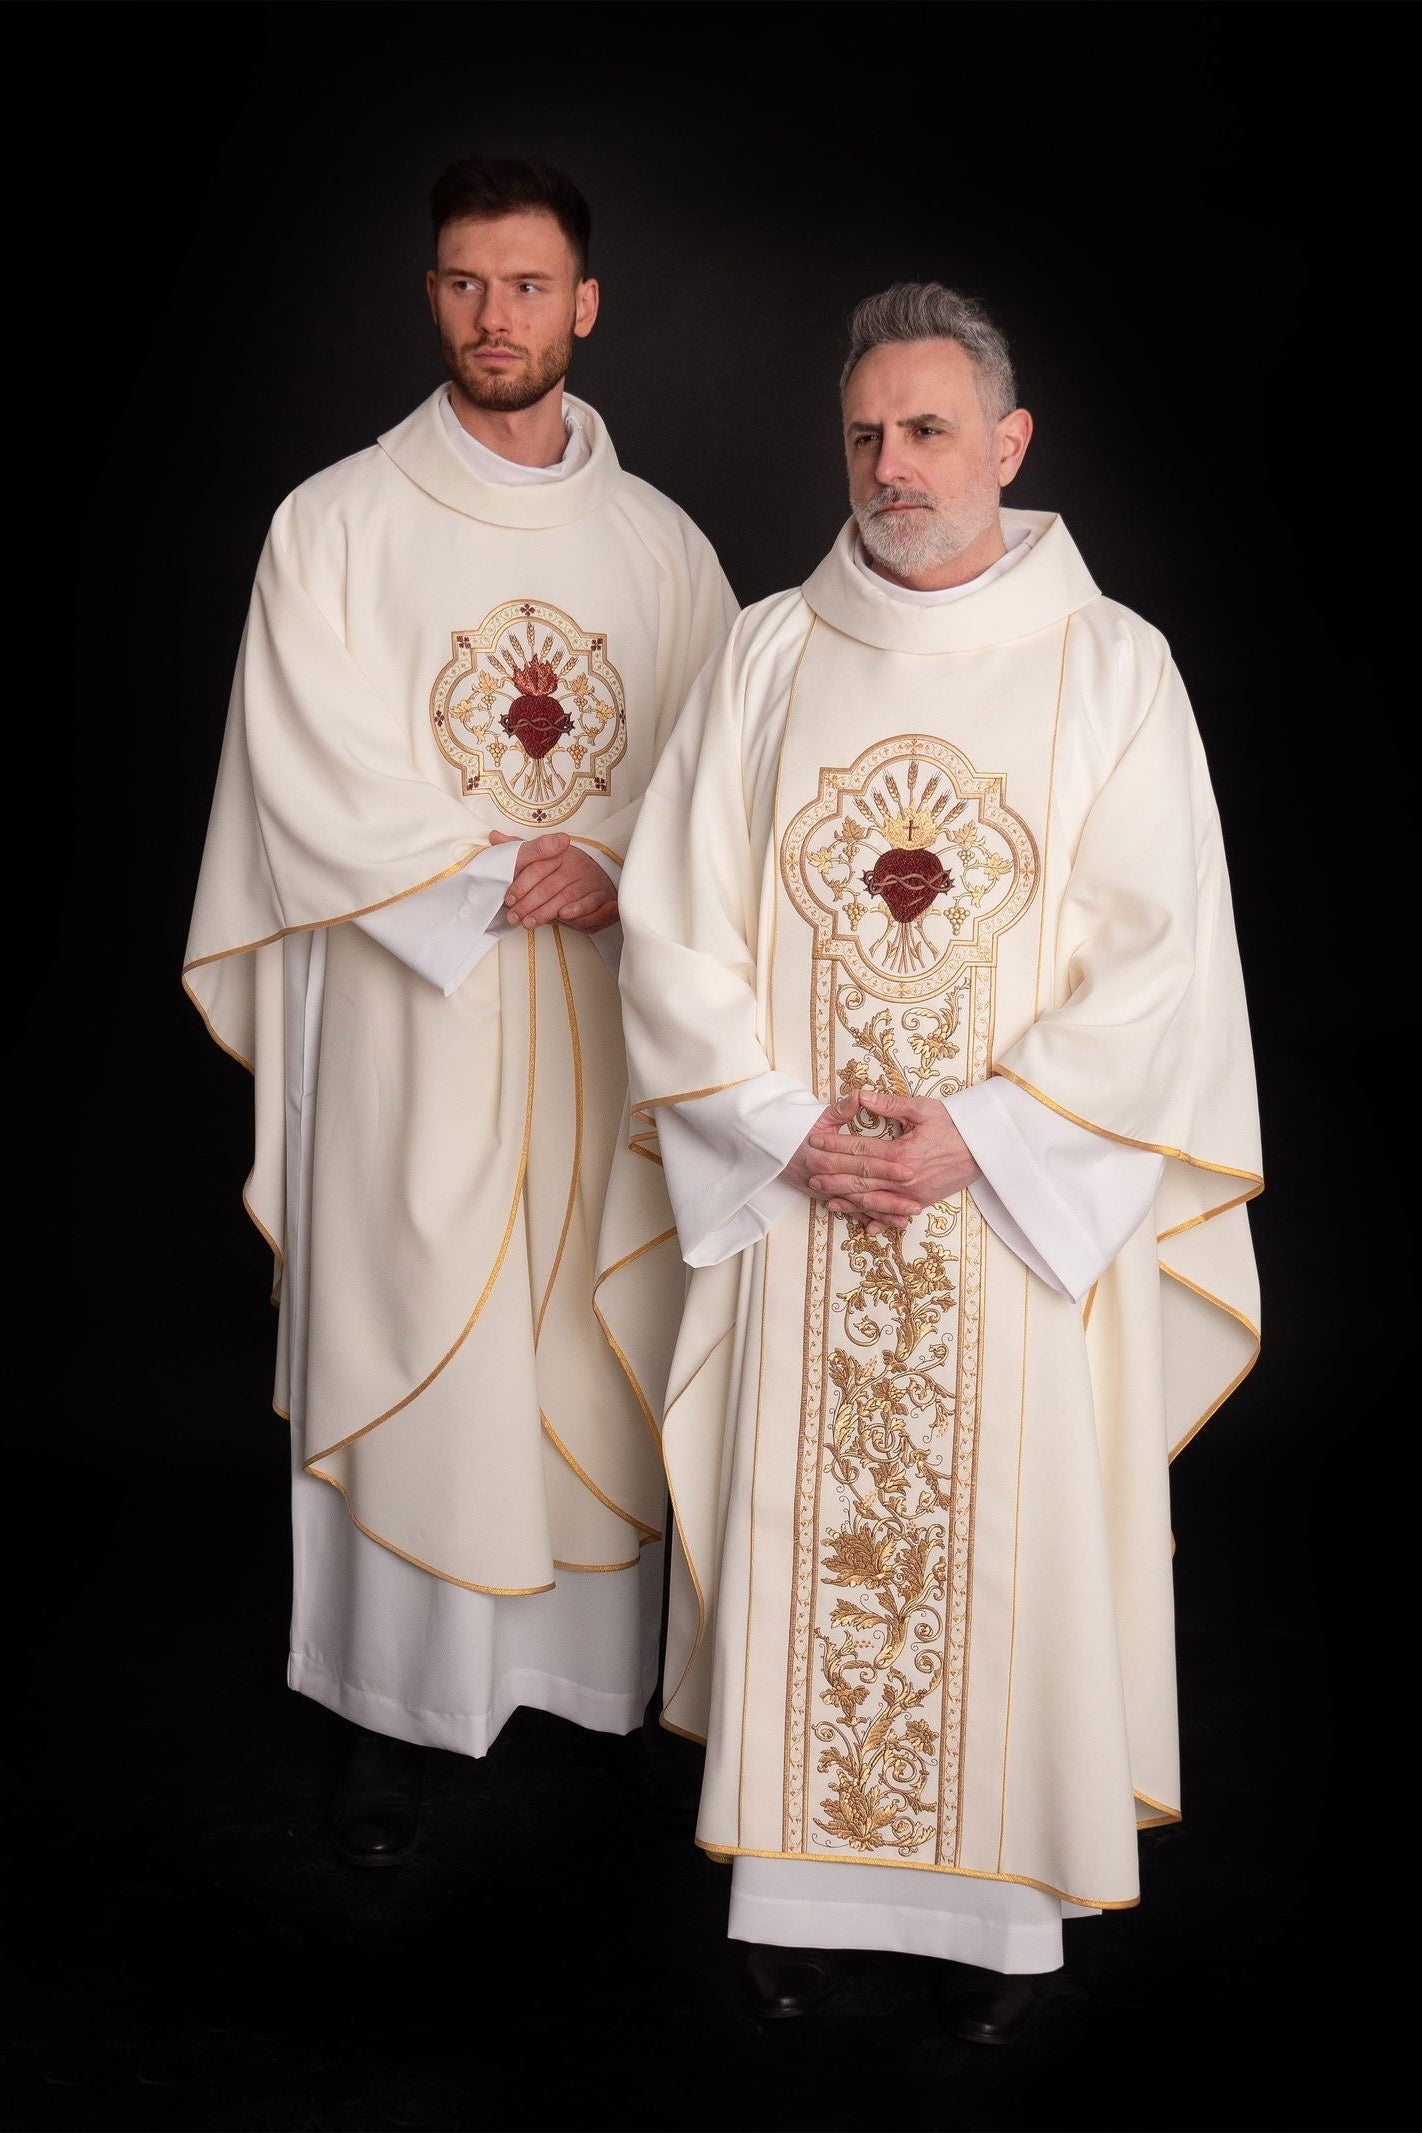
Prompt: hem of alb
<box><xmin>725</xmin><ymin>1887</ymin><xmax>1074</xmax><ymax>1972</ymax></box>
<box><xmin>288</xmin><ymin>1652</ymin><xmax>650</xmax><ymax>1760</ymax></box>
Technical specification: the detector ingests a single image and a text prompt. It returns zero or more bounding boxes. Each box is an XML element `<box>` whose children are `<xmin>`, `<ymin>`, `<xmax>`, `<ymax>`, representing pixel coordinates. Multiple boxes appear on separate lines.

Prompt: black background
<box><xmin>22</xmin><ymin>3</ymin><xmax>1400</xmax><ymax>2129</ymax></box>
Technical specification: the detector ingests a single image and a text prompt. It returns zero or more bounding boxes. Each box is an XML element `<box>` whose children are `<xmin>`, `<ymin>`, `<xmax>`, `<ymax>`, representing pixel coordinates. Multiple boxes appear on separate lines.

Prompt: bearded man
<box><xmin>183</xmin><ymin>153</ymin><xmax>737</xmax><ymax>1864</ymax></box>
<box><xmin>613</xmin><ymin>283</ymin><xmax>1263</xmax><ymax>2042</ymax></box>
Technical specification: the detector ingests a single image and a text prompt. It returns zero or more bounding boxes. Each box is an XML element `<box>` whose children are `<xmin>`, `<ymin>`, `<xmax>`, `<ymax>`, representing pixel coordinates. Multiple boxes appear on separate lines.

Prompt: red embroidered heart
<box><xmin>504</xmin><ymin>695</ymin><xmax>572</xmax><ymax>759</ymax></box>
<box><xmin>863</xmin><ymin>848</ymin><xmax>950</xmax><ymax>922</ymax></box>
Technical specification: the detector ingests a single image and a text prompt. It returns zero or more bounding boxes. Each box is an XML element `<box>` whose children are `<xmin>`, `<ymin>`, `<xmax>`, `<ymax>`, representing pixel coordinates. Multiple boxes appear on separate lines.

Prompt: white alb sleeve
<box><xmin>944</xmin><ymin>1078</ymin><xmax>1164</xmax><ymax>1302</ymax></box>
<box><xmin>353</xmin><ymin>847</ymin><xmax>624</xmax><ymax>993</ymax></box>
<box><xmin>353</xmin><ymin>845</ymin><xmax>519</xmax><ymax>995</ymax></box>
<box><xmin>658</xmin><ymin>1069</ymin><xmax>1162</xmax><ymax>1295</ymax></box>
<box><xmin>654</xmin><ymin>1076</ymin><xmax>828</xmax><ymax>1266</ymax></box>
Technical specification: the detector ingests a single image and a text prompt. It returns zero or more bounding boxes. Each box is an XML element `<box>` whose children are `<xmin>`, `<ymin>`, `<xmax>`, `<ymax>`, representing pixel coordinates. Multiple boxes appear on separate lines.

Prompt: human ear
<box><xmin>996</xmin><ymin>408</ymin><xmax>1033</xmax><ymax>487</ymax></box>
<box><xmin>574</xmin><ymin>277</ymin><xmax>600</xmax><ymax>339</ymax></box>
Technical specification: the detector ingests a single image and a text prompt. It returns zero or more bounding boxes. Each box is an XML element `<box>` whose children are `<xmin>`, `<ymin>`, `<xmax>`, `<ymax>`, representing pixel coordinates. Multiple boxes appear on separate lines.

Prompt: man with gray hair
<box><xmin>612</xmin><ymin>282</ymin><xmax>1263</xmax><ymax>2041</ymax></box>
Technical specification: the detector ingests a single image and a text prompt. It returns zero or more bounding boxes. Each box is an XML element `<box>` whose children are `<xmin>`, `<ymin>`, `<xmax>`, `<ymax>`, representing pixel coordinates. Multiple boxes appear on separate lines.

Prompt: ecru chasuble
<box><xmin>616</xmin><ymin>510</ymin><xmax>1262</xmax><ymax>1910</ymax></box>
<box><xmin>182</xmin><ymin>388</ymin><xmax>737</xmax><ymax>1672</ymax></box>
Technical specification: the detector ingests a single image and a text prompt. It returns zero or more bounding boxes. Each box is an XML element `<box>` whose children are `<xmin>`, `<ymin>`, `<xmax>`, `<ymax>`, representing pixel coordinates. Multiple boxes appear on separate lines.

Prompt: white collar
<box><xmin>437</xmin><ymin>387</ymin><xmax>590</xmax><ymax>485</ymax></box>
<box><xmin>852</xmin><ymin>519</ymin><xmax>1036</xmax><ymax>605</ymax></box>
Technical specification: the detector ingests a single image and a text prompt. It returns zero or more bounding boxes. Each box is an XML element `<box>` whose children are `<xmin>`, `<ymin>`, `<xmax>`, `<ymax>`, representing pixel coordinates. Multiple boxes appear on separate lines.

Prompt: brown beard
<box><xmin>443</xmin><ymin>326</ymin><xmax>576</xmax><ymax>413</ymax></box>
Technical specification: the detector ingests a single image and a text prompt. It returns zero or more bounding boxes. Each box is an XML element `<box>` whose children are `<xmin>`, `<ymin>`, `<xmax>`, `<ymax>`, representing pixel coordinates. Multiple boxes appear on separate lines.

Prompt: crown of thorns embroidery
<box><xmin>503</xmin><ymin>656</ymin><xmax>573</xmax><ymax>761</ymax></box>
<box><xmin>860</xmin><ymin>770</ymin><xmax>961</xmax><ymax>924</ymax></box>
<box><xmin>430</xmin><ymin>603</ymin><xmax>626</xmax><ymax>824</ymax></box>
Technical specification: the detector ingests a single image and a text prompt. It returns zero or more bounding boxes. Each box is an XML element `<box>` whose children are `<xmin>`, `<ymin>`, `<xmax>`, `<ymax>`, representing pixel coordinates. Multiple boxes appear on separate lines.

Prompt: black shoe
<box><xmin>328</xmin><ymin>1727</ymin><xmax>426</xmax><ymax>1868</ymax></box>
<box><xmin>934</xmin><ymin>1961</ymin><xmax>1041</xmax><ymax>2045</ymax></box>
<box><xmin>743</xmin><ymin>1943</ymin><xmax>840</xmax><ymax>2020</ymax></box>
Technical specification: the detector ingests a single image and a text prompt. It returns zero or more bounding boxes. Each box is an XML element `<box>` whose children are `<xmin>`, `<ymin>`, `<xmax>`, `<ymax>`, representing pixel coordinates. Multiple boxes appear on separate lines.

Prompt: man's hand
<box><xmin>778</xmin><ymin>1095</ymin><xmax>864</xmax><ymax>1198</ymax></box>
<box><xmin>489</xmin><ymin>829</ymin><xmax>619</xmax><ymax>932</ymax></box>
<box><xmin>783</xmin><ymin>1088</ymin><xmax>981</xmax><ymax>1233</ymax></box>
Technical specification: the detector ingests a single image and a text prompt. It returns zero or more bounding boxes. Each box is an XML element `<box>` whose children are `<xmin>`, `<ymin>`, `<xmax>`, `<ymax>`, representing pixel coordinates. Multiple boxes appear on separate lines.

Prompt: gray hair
<box><xmin>839</xmin><ymin>283</ymin><xmax>1018</xmax><ymax>424</ymax></box>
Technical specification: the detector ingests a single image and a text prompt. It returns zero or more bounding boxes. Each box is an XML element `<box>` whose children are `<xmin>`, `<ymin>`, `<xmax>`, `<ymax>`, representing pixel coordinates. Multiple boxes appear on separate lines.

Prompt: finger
<box><xmin>805</xmin><ymin>1163</ymin><xmax>866</xmax><ymax>1188</ymax></box>
<box><xmin>807</xmin><ymin>1149</ymin><xmax>894</xmax><ymax>1179</ymax></box>
<box><xmin>513</xmin><ymin>848</ymin><xmax>574</xmax><ymax>881</ymax></box>
<box><xmin>822</xmin><ymin>1185</ymin><xmax>925</xmax><ymax>1220</ymax></box>
<box><xmin>506</xmin><ymin>859</ymin><xmax>573</xmax><ymax>902</ymax></box>
<box><xmin>856</xmin><ymin>1088</ymin><xmax>925</xmax><ymax>1122</ymax></box>
<box><xmin>514</xmin><ymin>832</ymin><xmax>571</xmax><ymax>866</ymax></box>
<box><xmin>512</xmin><ymin>891</ymin><xmax>574</xmax><ymax>926</ymax></box>
<box><xmin>806</xmin><ymin>1138</ymin><xmax>907</xmax><ymax>1169</ymax></box>
<box><xmin>822</xmin><ymin>1194</ymin><xmax>912</xmax><ymax>1228</ymax></box>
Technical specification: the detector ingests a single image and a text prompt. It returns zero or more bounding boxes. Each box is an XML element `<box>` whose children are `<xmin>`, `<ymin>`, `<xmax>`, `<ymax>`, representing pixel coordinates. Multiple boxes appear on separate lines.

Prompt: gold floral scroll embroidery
<box><xmin>429</xmin><ymin>600</ymin><xmax>627</xmax><ymax>826</ymax></box>
<box><xmin>781</xmin><ymin>737</ymin><xmax>1037</xmax><ymax>1861</ymax></box>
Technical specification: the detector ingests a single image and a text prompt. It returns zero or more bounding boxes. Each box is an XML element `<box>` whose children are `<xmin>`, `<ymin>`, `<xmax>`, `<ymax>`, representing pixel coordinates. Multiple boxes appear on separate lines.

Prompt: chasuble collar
<box><xmin>377</xmin><ymin>388</ymin><xmax>622</xmax><ymax>528</ymax></box>
<box><xmin>802</xmin><ymin>510</ymin><xmax>1100</xmax><ymax>652</ymax></box>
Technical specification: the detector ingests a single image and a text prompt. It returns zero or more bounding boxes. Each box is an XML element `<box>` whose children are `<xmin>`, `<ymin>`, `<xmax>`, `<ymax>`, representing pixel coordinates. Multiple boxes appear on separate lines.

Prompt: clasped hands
<box><xmin>779</xmin><ymin>1089</ymin><xmax>981</xmax><ymax>1235</ymax></box>
<box><xmin>489</xmin><ymin>828</ymin><xmax>619</xmax><ymax>932</ymax></box>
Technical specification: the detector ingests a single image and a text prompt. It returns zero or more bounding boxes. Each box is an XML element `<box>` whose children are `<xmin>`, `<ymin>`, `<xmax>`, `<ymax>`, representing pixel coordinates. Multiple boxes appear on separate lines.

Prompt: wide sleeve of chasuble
<box><xmin>991</xmin><ymin>651</ymin><xmax>1263</xmax><ymax>1451</ymax></box>
<box><xmin>619</xmin><ymin>602</ymin><xmax>1264</xmax><ymax>1461</ymax></box>
<box><xmin>618</xmin><ymin>600</ymin><xmax>793</xmax><ymax>1118</ymax></box>
<box><xmin>182</xmin><ymin>500</ymin><xmax>487</xmax><ymax>1066</ymax></box>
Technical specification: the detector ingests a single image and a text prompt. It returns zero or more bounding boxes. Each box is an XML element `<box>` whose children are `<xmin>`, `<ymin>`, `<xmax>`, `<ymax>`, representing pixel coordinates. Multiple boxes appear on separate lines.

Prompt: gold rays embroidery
<box><xmin>783</xmin><ymin>736</ymin><xmax>1037</xmax><ymax>1006</ymax></box>
<box><xmin>429</xmin><ymin>600</ymin><xmax>626</xmax><ymax>826</ymax></box>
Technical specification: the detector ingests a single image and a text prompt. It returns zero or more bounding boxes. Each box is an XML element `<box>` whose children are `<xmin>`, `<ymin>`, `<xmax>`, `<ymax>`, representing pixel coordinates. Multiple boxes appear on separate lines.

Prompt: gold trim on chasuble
<box><xmin>430</xmin><ymin>600</ymin><xmax>626</xmax><ymax>826</ymax></box>
<box><xmin>778</xmin><ymin>736</ymin><xmax>1039</xmax><ymax>1862</ymax></box>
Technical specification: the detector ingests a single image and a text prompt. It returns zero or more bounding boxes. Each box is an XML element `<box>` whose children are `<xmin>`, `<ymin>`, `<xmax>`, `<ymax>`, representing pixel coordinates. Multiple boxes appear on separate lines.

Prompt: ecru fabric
<box><xmin>184</xmin><ymin>387</ymin><xmax>737</xmax><ymax>1750</ymax></box>
<box><xmin>615</xmin><ymin>508</ymin><xmax>1262</xmax><ymax>1912</ymax></box>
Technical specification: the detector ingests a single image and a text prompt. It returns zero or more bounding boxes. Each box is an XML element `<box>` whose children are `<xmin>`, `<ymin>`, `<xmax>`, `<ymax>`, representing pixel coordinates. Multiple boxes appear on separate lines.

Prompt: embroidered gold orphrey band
<box><xmin>779</xmin><ymin>736</ymin><xmax>1039</xmax><ymax>1861</ymax></box>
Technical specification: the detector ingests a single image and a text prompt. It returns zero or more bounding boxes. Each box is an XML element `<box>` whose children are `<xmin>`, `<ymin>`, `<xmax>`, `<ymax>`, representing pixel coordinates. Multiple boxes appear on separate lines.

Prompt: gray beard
<box><xmin>856</xmin><ymin>487</ymin><xmax>996</xmax><ymax>578</ymax></box>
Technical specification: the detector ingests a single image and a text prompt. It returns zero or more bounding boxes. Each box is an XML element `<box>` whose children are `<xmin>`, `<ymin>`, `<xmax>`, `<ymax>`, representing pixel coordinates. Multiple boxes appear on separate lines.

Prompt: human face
<box><xmin>426</xmin><ymin>210</ymin><xmax>598</xmax><ymax>415</ymax></box>
<box><xmin>843</xmin><ymin>340</ymin><xmax>1032</xmax><ymax>589</ymax></box>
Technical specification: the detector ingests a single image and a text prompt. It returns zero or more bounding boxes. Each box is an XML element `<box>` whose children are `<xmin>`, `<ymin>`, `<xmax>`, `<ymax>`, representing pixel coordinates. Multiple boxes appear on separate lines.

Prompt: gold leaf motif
<box><xmin>428</xmin><ymin>600</ymin><xmax>626</xmax><ymax>826</ymax></box>
<box><xmin>780</xmin><ymin>736</ymin><xmax>1038</xmax><ymax>1863</ymax></box>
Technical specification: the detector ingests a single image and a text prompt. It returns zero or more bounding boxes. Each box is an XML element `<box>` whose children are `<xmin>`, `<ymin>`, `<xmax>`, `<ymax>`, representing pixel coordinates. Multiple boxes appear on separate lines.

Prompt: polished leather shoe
<box><xmin>743</xmin><ymin>1943</ymin><xmax>840</xmax><ymax>2020</ymax></box>
<box><xmin>328</xmin><ymin>1727</ymin><xmax>426</xmax><ymax>1868</ymax></box>
<box><xmin>935</xmin><ymin>1961</ymin><xmax>1041</xmax><ymax>2045</ymax></box>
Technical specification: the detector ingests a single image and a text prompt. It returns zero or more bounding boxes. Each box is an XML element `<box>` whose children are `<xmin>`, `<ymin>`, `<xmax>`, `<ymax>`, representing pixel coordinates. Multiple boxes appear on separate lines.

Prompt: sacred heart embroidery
<box><xmin>862</xmin><ymin>845</ymin><xmax>952</xmax><ymax>924</ymax></box>
<box><xmin>429</xmin><ymin>601</ymin><xmax>626</xmax><ymax>825</ymax></box>
<box><xmin>781</xmin><ymin>738</ymin><xmax>1038</xmax><ymax>997</ymax></box>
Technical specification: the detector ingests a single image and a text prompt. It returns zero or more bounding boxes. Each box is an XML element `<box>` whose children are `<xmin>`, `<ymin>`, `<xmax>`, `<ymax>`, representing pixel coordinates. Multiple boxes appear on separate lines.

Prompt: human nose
<box><xmin>474</xmin><ymin>289</ymin><xmax>513</xmax><ymax>337</ymax></box>
<box><xmin>874</xmin><ymin>435</ymin><xmax>912</xmax><ymax>486</ymax></box>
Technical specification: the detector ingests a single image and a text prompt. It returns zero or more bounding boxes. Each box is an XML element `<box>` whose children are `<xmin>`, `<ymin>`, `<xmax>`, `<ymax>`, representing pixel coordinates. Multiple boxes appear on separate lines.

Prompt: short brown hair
<box><xmin>429</xmin><ymin>153</ymin><xmax>592</xmax><ymax>279</ymax></box>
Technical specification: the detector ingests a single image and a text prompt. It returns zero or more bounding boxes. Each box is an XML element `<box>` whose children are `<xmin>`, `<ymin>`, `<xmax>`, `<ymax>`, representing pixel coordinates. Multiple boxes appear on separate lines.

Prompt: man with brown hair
<box><xmin>183</xmin><ymin>153</ymin><xmax>737</xmax><ymax>1866</ymax></box>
